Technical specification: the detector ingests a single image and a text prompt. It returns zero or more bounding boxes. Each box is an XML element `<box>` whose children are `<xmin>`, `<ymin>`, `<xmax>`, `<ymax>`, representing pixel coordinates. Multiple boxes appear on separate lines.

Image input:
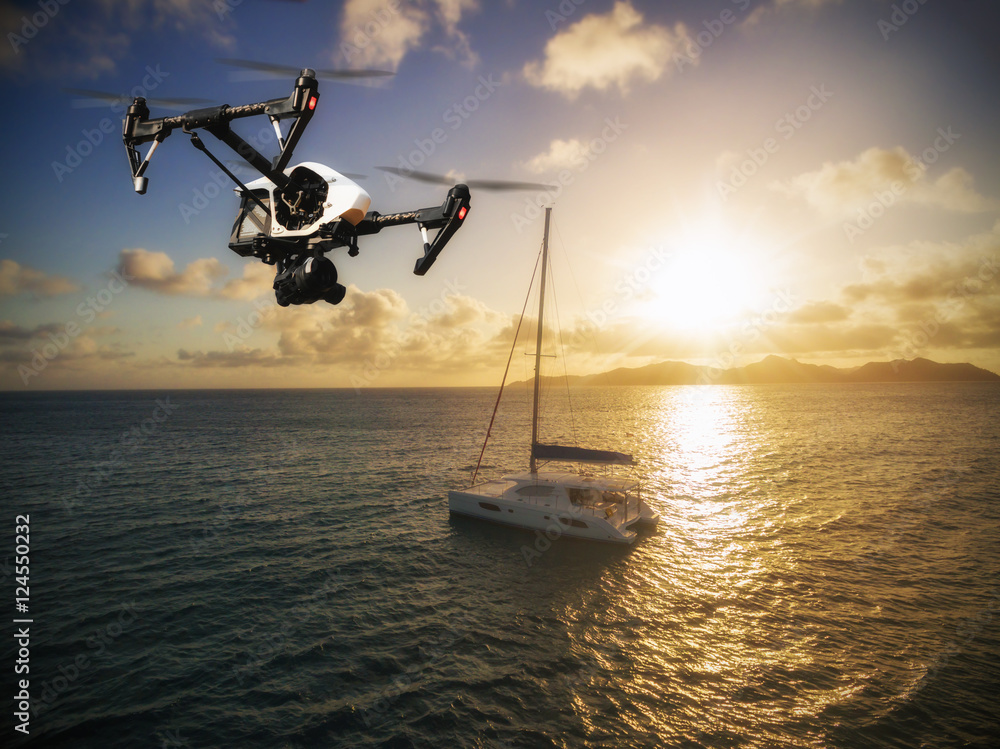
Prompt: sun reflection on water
<box><xmin>557</xmin><ymin>386</ymin><xmax>854</xmax><ymax>745</ymax></box>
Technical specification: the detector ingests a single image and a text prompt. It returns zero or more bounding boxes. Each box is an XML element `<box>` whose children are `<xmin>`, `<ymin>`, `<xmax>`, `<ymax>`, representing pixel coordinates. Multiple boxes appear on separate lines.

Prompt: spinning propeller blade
<box><xmin>375</xmin><ymin>167</ymin><xmax>550</xmax><ymax>192</ymax></box>
<box><xmin>62</xmin><ymin>88</ymin><xmax>213</xmax><ymax>110</ymax></box>
<box><xmin>217</xmin><ymin>58</ymin><xmax>395</xmax><ymax>81</ymax></box>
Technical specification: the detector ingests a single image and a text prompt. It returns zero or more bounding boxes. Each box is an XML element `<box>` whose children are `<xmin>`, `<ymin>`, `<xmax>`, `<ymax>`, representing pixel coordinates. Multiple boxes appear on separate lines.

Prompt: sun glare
<box><xmin>643</xmin><ymin>228</ymin><xmax>768</xmax><ymax>333</ymax></box>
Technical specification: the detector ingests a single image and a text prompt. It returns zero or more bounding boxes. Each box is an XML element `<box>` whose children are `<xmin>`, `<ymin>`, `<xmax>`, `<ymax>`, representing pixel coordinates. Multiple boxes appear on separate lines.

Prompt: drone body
<box><xmin>122</xmin><ymin>69</ymin><xmax>471</xmax><ymax>306</ymax></box>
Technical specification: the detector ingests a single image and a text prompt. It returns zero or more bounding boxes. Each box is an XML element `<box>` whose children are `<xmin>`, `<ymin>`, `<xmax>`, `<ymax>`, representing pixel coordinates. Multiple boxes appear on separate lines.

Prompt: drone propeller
<box><xmin>217</xmin><ymin>58</ymin><xmax>395</xmax><ymax>81</ymax></box>
<box><xmin>375</xmin><ymin>167</ymin><xmax>550</xmax><ymax>192</ymax></box>
<box><xmin>62</xmin><ymin>88</ymin><xmax>213</xmax><ymax>110</ymax></box>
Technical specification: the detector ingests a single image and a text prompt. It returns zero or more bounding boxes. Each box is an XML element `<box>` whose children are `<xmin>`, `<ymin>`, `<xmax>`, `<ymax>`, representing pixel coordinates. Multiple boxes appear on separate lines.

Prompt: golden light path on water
<box><xmin>550</xmin><ymin>386</ymin><xmax>911</xmax><ymax>747</ymax></box>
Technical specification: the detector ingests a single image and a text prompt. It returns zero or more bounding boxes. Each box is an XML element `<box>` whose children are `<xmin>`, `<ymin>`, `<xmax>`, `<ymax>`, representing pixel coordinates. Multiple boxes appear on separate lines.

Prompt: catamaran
<box><xmin>448</xmin><ymin>207</ymin><xmax>659</xmax><ymax>544</ymax></box>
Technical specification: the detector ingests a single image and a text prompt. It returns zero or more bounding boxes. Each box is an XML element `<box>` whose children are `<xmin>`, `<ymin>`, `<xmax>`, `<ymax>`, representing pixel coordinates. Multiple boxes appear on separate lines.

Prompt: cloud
<box><xmin>786</xmin><ymin>301</ymin><xmax>850</xmax><ymax>324</ymax></box>
<box><xmin>218</xmin><ymin>262</ymin><xmax>274</xmax><ymax>301</ymax></box>
<box><xmin>523</xmin><ymin>1</ymin><xmax>693</xmax><ymax>97</ymax></box>
<box><xmin>774</xmin><ymin>0</ymin><xmax>843</xmax><ymax>8</ymax></box>
<box><xmin>338</xmin><ymin>0</ymin><xmax>478</xmax><ymax>69</ymax></box>
<box><xmin>773</xmin><ymin>146</ymin><xmax>1000</xmax><ymax>215</ymax></box>
<box><xmin>178</xmin><ymin>315</ymin><xmax>202</xmax><ymax>330</ymax></box>
<box><xmin>833</xmin><ymin>223</ymin><xmax>1000</xmax><ymax>353</ymax></box>
<box><xmin>268</xmin><ymin>285</ymin><xmax>410</xmax><ymax>362</ymax></box>
<box><xmin>117</xmin><ymin>249</ymin><xmax>229</xmax><ymax>297</ymax></box>
<box><xmin>176</xmin><ymin>348</ymin><xmax>285</xmax><ymax>368</ymax></box>
<box><xmin>522</xmin><ymin>139</ymin><xmax>590</xmax><ymax>174</ymax></box>
<box><xmin>116</xmin><ymin>249</ymin><xmax>273</xmax><ymax>301</ymax></box>
<box><xmin>2</xmin><ymin>0</ymin><xmax>233</xmax><ymax>78</ymax></box>
<box><xmin>0</xmin><ymin>259</ymin><xmax>80</xmax><ymax>297</ymax></box>
<box><xmin>742</xmin><ymin>0</ymin><xmax>844</xmax><ymax>30</ymax></box>
<box><xmin>0</xmin><ymin>320</ymin><xmax>41</xmax><ymax>342</ymax></box>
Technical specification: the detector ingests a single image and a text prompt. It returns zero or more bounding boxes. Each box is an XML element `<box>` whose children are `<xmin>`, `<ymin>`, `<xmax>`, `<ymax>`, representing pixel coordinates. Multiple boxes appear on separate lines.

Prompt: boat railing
<box><xmin>512</xmin><ymin>491</ymin><xmax>638</xmax><ymax>527</ymax></box>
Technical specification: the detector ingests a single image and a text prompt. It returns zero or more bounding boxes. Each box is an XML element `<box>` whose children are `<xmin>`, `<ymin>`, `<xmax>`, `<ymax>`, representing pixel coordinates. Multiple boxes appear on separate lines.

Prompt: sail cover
<box><xmin>532</xmin><ymin>443</ymin><xmax>633</xmax><ymax>465</ymax></box>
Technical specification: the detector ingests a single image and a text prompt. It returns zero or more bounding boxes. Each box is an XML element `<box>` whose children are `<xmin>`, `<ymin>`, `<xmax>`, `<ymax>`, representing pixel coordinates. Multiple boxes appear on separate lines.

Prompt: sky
<box><xmin>0</xmin><ymin>0</ymin><xmax>998</xmax><ymax>389</ymax></box>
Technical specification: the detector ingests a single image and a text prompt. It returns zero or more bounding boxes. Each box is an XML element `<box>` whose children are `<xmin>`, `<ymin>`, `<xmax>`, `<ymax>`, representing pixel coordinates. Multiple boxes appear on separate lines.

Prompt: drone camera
<box><xmin>273</xmin><ymin>255</ymin><xmax>346</xmax><ymax>307</ymax></box>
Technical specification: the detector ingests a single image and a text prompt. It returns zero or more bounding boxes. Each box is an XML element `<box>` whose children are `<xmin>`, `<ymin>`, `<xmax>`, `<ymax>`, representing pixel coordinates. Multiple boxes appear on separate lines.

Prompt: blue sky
<box><xmin>1</xmin><ymin>0</ymin><xmax>998</xmax><ymax>389</ymax></box>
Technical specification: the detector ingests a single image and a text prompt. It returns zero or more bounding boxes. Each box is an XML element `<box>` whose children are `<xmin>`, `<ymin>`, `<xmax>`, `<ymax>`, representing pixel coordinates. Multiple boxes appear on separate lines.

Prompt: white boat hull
<box><xmin>448</xmin><ymin>471</ymin><xmax>658</xmax><ymax>545</ymax></box>
<box><xmin>449</xmin><ymin>490</ymin><xmax>637</xmax><ymax>544</ymax></box>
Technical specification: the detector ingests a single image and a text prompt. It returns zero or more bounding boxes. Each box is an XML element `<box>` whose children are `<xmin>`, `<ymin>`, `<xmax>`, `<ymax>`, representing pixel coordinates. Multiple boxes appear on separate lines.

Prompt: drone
<box><xmin>121</xmin><ymin>67</ymin><xmax>473</xmax><ymax>307</ymax></box>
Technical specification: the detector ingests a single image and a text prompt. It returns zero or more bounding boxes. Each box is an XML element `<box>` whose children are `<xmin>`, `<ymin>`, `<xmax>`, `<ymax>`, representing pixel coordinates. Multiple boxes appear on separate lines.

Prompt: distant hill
<box><xmin>514</xmin><ymin>356</ymin><xmax>1000</xmax><ymax>387</ymax></box>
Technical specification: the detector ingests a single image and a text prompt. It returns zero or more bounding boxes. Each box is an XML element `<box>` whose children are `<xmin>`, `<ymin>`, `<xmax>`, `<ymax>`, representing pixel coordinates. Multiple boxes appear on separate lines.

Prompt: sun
<box><xmin>642</xmin><ymin>228</ymin><xmax>769</xmax><ymax>333</ymax></box>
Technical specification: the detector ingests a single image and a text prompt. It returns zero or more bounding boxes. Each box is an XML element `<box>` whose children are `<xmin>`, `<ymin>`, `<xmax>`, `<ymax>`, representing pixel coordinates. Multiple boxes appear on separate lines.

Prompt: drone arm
<box><xmin>354</xmin><ymin>184</ymin><xmax>471</xmax><ymax>275</ymax></box>
<box><xmin>205</xmin><ymin>123</ymin><xmax>292</xmax><ymax>190</ymax></box>
<box><xmin>123</xmin><ymin>70</ymin><xmax>319</xmax><ymax>193</ymax></box>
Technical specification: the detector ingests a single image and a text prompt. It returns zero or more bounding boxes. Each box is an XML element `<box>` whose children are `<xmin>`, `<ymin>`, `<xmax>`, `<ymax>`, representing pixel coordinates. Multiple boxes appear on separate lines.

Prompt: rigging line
<box><xmin>552</xmin><ymin>219</ymin><xmax>586</xmax><ymax>311</ymax></box>
<box><xmin>471</xmin><ymin>247</ymin><xmax>543</xmax><ymax>485</ymax></box>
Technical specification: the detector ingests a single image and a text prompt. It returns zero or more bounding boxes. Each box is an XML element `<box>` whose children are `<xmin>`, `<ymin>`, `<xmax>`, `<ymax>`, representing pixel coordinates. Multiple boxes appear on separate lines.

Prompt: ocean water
<box><xmin>2</xmin><ymin>383</ymin><xmax>999</xmax><ymax>748</ymax></box>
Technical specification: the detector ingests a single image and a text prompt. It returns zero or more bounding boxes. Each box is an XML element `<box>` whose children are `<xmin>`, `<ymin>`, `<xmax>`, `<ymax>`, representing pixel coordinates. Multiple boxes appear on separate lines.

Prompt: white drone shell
<box><xmin>238</xmin><ymin>161</ymin><xmax>371</xmax><ymax>238</ymax></box>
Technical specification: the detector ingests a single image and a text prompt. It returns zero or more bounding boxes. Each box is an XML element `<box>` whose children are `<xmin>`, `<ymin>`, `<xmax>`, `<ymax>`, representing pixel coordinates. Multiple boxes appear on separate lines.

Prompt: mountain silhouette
<box><xmin>515</xmin><ymin>356</ymin><xmax>1000</xmax><ymax>387</ymax></box>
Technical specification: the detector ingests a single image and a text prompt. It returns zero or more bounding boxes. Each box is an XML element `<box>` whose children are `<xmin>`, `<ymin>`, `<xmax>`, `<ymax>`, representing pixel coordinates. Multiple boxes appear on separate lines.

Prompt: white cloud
<box><xmin>523</xmin><ymin>1</ymin><xmax>693</xmax><ymax>97</ymax></box>
<box><xmin>522</xmin><ymin>139</ymin><xmax>590</xmax><ymax>174</ymax></box>
<box><xmin>338</xmin><ymin>0</ymin><xmax>479</xmax><ymax>69</ymax></box>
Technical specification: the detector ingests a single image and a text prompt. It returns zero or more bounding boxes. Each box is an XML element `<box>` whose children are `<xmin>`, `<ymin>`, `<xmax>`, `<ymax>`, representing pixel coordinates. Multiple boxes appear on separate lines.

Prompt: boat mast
<box><xmin>530</xmin><ymin>206</ymin><xmax>551</xmax><ymax>474</ymax></box>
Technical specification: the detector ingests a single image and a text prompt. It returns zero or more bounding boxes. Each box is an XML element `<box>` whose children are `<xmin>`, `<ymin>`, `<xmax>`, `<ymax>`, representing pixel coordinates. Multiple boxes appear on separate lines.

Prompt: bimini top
<box><xmin>502</xmin><ymin>471</ymin><xmax>640</xmax><ymax>493</ymax></box>
<box><xmin>531</xmin><ymin>443</ymin><xmax>633</xmax><ymax>466</ymax></box>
